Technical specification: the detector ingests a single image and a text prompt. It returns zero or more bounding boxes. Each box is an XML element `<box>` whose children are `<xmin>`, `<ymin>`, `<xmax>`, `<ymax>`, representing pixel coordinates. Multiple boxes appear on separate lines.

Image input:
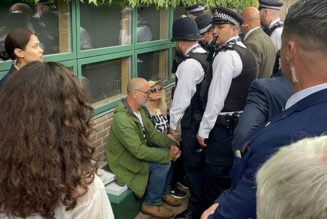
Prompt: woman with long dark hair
<box><xmin>0</xmin><ymin>29</ymin><xmax>43</xmax><ymax>88</ymax></box>
<box><xmin>0</xmin><ymin>61</ymin><xmax>114</xmax><ymax>219</ymax></box>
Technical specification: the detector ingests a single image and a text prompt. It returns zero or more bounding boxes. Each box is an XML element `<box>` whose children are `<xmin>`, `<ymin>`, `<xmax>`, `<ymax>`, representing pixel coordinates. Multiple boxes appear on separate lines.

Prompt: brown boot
<box><xmin>162</xmin><ymin>194</ymin><xmax>183</xmax><ymax>206</ymax></box>
<box><xmin>141</xmin><ymin>203</ymin><xmax>174</xmax><ymax>218</ymax></box>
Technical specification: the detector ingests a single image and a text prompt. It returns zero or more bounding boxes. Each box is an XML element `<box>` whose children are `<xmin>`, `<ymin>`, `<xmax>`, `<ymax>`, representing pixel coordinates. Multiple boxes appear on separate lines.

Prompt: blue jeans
<box><xmin>143</xmin><ymin>162</ymin><xmax>172</xmax><ymax>205</ymax></box>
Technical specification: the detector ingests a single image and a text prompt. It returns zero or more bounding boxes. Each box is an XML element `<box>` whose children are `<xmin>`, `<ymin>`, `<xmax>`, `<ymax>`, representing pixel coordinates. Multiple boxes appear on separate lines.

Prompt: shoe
<box><xmin>177</xmin><ymin>180</ymin><xmax>189</xmax><ymax>191</ymax></box>
<box><xmin>170</xmin><ymin>187</ymin><xmax>187</xmax><ymax>199</ymax></box>
<box><xmin>141</xmin><ymin>203</ymin><xmax>174</xmax><ymax>218</ymax></box>
<box><xmin>174</xmin><ymin>209</ymin><xmax>192</xmax><ymax>219</ymax></box>
<box><xmin>162</xmin><ymin>194</ymin><xmax>183</xmax><ymax>206</ymax></box>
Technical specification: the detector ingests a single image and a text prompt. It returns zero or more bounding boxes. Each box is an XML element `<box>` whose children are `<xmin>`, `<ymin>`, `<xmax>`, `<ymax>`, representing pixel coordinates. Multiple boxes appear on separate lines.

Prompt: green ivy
<box><xmin>30</xmin><ymin>0</ymin><xmax>258</xmax><ymax>8</ymax></box>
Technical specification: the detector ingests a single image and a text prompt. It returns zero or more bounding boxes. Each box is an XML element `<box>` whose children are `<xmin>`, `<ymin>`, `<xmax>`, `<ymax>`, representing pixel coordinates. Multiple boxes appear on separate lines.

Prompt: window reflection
<box><xmin>82</xmin><ymin>57</ymin><xmax>130</xmax><ymax>107</ymax></box>
<box><xmin>80</xmin><ymin>4</ymin><xmax>132</xmax><ymax>49</ymax></box>
<box><xmin>137</xmin><ymin>50</ymin><xmax>168</xmax><ymax>81</ymax></box>
<box><xmin>136</xmin><ymin>6</ymin><xmax>168</xmax><ymax>42</ymax></box>
<box><xmin>0</xmin><ymin>0</ymin><xmax>71</xmax><ymax>55</ymax></box>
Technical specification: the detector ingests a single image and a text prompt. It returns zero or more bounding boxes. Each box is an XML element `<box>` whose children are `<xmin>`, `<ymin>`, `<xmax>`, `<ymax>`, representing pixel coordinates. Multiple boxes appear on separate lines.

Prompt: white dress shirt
<box><xmin>198</xmin><ymin>37</ymin><xmax>244</xmax><ymax>138</ymax></box>
<box><xmin>285</xmin><ymin>83</ymin><xmax>327</xmax><ymax>110</ymax></box>
<box><xmin>1</xmin><ymin>175</ymin><xmax>115</xmax><ymax>219</ymax></box>
<box><xmin>269</xmin><ymin>18</ymin><xmax>283</xmax><ymax>53</ymax></box>
<box><xmin>169</xmin><ymin>44</ymin><xmax>206</xmax><ymax>130</ymax></box>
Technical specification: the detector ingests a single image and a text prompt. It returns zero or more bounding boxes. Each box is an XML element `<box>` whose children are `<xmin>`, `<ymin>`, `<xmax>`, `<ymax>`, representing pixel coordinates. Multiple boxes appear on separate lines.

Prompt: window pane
<box><xmin>82</xmin><ymin>57</ymin><xmax>130</xmax><ymax>108</ymax></box>
<box><xmin>80</xmin><ymin>4</ymin><xmax>132</xmax><ymax>49</ymax></box>
<box><xmin>137</xmin><ymin>50</ymin><xmax>168</xmax><ymax>81</ymax></box>
<box><xmin>0</xmin><ymin>0</ymin><xmax>71</xmax><ymax>55</ymax></box>
<box><xmin>137</xmin><ymin>6</ymin><xmax>168</xmax><ymax>43</ymax></box>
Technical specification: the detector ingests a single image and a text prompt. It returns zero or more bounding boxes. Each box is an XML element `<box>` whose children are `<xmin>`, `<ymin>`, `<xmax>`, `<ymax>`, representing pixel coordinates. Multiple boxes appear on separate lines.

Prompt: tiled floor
<box><xmin>135</xmin><ymin>193</ymin><xmax>189</xmax><ymax>219</ymax></box>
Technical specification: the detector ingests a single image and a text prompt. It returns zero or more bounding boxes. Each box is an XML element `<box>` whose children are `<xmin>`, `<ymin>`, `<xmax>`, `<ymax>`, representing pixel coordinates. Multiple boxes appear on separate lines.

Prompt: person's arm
<box><xmin>169</xmin><ymin>59</ymin><xmax>204</xmax><ymax>130</ymax></box>
<box><xmin>204</xmin><ymin>153</ymin><xmax>260</xmax><ymax>219</ymax></box>
<box><xmin>198</xmin><ymin>50</ymin><xmax>242</xmax><ymax>139</ymax></box>
<box><xmin>232</xmin><ymin>80</ymin><xmax>269</xmax><ymax>150</ymax></box>
<box><xmin>111</xmin><ymin>113</ymin><xmax>171</xmax><ymax>164</ymax></box>
<box><xmin>205</xmin><ymin>135</ymin><xmax>288</xmax><ymax>219</ymax></box>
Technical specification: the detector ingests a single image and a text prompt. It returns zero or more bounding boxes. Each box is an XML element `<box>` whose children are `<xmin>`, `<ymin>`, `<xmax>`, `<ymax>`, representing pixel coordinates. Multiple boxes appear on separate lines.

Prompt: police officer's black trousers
<box><xmin>181</xmin><ymin>126</ymin><xmax>206</xmax><ymax>219</ymax></box>
<box><xmin>203</xmin><ymin>122</ymin><xmax>234</xmax><ymax>208</ymax></box>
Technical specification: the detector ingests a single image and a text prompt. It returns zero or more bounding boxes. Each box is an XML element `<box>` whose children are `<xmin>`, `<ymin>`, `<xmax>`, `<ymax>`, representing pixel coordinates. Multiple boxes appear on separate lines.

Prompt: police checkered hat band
<box><xmin>186</xmin><ymin>4</ymin><xmax>205</xmax><ymax>14</ymax></box>
<box><xmin>214</xmin><ymin>12</ymin><xmax>239</xmax><ymax>26</ymax></box>
<box><xmin>199</xmin><ymin>24</ymin><xmax>212</xmax><ymax>35</ymax></box>
<box><xmin>188</xmin><ymin>5</ymin><xmax>204</xmax><ymax>13</ymax></box>
<box><xmin>212</xmin><ymin>7</ymin><xmax>243</xmax><ymax>26</ymax></box>
<box><xmin>195</xmin><ymin>14</ymin><xmax>212</xmax><ymax>35</ymax></box>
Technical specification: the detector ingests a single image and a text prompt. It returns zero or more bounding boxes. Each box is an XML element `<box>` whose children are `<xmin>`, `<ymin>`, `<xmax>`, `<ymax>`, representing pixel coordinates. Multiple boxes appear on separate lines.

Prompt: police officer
<box><xmin>195</xmin><ymin>13</ymin><xmax>215</xmax><ymax>53</ymax></box>
<box><xmin>185</xmin><ymin>4</ymin><xmax>205</xmax><ymax>20</ymax></box>
<box><xmin>171</xmin><ymin>4</ymin><xmax>205</xmax><ymax>74</ymax></box>
<box><xmin>196</xmin><ymin>6</ymin><xmax>257</xmax><ymax>207</ymax></box>
<box><xmin>259</xmin><ymin>0</ymin><xmax>284</xmax><ymax>75</ymax></box>
<box><xmin>169</xmin><ymin>17</ymin><xmax>209</xmax><ymax>219</ymax></box>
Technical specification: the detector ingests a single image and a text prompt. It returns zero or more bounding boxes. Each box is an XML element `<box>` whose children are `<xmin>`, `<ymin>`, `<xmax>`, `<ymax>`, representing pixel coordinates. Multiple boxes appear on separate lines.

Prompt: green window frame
<box><xmin>0</xmin><ymin>1</ymin><xmax>180</xmax><ymax>116</ymax></box>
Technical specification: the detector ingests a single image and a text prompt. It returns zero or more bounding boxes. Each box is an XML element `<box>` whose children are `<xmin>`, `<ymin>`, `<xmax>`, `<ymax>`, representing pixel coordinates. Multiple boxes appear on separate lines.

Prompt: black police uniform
<box><xmin>171</xmin><ymin>17</ymin><xmax>210</xmax><ymax>219</ymax></box>
<box><xmin>199</xmin><ymin>6</ymin><xmax>257</xmax><ymax>209</ymax></box>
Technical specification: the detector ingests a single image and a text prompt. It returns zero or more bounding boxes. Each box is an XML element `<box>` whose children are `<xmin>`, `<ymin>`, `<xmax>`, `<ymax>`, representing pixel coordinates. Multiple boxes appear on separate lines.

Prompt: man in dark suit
<box><xmin>201</xmin><ymin>0</ymin><xmax>327</xmax><ymax>218</ymax></box>
<box><xmin>241</xmin><ymin>7</ymin><xmax>276</xmax><ymax>78</ymax></box>
<box><xmin>231</xmin><ymin>73</ymin><xmax>292</xmax><ymax>151</ymax></box>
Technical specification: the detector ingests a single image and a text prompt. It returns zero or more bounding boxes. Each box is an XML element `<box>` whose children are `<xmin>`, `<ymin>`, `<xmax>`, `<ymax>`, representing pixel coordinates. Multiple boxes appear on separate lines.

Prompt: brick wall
<box><xmin>91</xmin><ymin>82</ymin><xmax>175</xmax><ymax>161</ymax></box>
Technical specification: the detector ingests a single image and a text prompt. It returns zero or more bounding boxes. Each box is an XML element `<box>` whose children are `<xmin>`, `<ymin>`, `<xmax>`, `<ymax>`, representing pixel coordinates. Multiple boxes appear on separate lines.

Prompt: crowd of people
<box><xmin>1</xmin><ymin>0</ymin><xmax>327</xmax><ymax>218</ymax></box>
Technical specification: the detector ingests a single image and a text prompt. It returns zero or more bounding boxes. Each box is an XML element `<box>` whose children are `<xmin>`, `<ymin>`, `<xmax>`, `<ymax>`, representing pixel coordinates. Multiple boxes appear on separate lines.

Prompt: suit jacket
<box><xmin>232</xmin><ymin>75</ymin><xmax>292</xmax><ymax>150</ymax></box>
<box><xmin>210</xmin><ymin>88</ymin><xmax>327</xmax><ymax>219</ymax></box>
<box><xmin>0</xmin><ymin>64</ymin><xmax>17</xmax><ymax>89</ymax></box>
<box><xmin>244</xmin><ymin>28</ymin><xmax>276</xmax><ymax>78</ymax></box>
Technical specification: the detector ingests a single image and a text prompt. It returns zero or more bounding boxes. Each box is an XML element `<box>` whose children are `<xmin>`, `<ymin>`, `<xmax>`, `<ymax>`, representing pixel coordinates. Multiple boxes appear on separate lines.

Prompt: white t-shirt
<box><xmin>0</xmin><ymin>175</ymin><xmax>114</xmax><ymax>219</ymax></box>
<box><xmin>150</xmin><ymin>109</ymin><xmax>169</xmax><ymax>134</ymax></box>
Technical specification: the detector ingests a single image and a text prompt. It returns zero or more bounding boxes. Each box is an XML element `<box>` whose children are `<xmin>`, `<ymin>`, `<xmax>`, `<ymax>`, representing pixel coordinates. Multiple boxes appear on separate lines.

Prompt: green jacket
<box><xmin>106</xmin><ymin>98</ymin><xmax>175</xmax><ymax>198</ymax></box>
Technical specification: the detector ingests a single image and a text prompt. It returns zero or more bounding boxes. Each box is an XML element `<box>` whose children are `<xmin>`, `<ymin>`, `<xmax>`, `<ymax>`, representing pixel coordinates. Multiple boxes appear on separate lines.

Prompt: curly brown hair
<box><xmin>0</xmin><ymin>61</ymin><xmax>96</xmax><ymax>219</ymax></box>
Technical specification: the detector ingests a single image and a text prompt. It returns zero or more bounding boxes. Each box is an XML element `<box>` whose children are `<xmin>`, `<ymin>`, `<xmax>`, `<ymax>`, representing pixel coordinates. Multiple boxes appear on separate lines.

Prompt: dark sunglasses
<box><xmin>150</xmin><ymin>87</ymin><xmax>163</xmax><ymax>93</ymax></box>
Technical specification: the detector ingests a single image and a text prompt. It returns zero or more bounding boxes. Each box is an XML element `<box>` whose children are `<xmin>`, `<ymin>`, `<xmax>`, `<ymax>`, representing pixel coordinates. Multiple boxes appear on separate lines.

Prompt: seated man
<box><xmin>106</xmin><ymin>78</ymin><xmax>182</xmax><ymax>219</ymax></box>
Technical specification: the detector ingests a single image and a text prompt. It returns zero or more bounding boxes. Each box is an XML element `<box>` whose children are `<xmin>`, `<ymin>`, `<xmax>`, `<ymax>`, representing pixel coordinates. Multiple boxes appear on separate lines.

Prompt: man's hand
<box><xmin>169</xmin><ymin>128</ymin><xmax>181</xmax><ymax>141</ymax></box>
<box><xmin>197</xmin><ymin>134</ymin><xmax>207</xmax><ymax>148</ymax></box>
<box><xmin>201</xmin><ymin>203</ymin><xmax>219</xmax><ymax>219</ymax></box>
<box><xmin>170</xmin><ymin>145</ymin><xmax>181</xmax><ymax>161</ymax></box>
<box><xmin>167</xmin><ymin>133</ymin><xmax>179</xmax><ymax>144</ymax></box>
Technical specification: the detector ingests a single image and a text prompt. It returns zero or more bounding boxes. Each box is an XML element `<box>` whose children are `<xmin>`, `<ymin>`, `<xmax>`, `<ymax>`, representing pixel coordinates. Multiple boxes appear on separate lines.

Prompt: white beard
<box><xmin>137</xmin><ymin>99</ymin><xmax>148</xmax><ymax>107</ymax></box>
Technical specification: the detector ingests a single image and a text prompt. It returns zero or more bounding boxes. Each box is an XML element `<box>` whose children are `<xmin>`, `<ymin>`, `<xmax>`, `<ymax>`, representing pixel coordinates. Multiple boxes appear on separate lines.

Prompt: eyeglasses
<box><xmin>135</xmin><ymin>89</ymin><xmax>152</xmax><ymax>95</ymax></box>
<box><xmin>150</xmin><ymin>87</ymin><xmax>163</xmax><ymax>93</ymax></box>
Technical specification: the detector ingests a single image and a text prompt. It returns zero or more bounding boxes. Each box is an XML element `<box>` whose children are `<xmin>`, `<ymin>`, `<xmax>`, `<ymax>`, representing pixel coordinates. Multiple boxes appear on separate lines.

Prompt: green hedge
<box><xmin>32</xmin><ymin>0</ymin><xmax>258</xmax><ymax>9</ymax></box>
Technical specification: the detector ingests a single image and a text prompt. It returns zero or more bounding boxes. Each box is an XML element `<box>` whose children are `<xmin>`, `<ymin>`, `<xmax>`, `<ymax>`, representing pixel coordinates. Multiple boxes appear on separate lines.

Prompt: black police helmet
<box><xmin>171</xmin><ymin>17</ymin><xmax>202</xmax><ymax>41</ymax></box>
